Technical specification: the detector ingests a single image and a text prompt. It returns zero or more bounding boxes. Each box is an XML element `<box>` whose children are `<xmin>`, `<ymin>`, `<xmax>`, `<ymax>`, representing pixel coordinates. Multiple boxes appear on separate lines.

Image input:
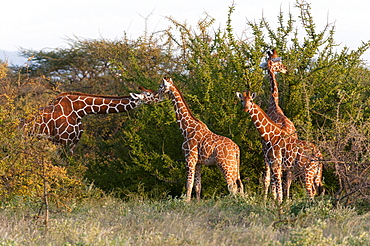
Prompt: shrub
<box><xmin>5</xmin><ymin>1</ymin><xmax>370</xmax><ymax>205</ymax></box>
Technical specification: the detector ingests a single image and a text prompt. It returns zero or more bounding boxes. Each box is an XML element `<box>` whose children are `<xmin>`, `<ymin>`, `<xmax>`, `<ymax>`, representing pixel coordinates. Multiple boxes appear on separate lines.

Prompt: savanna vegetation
<box><xmin>1</xmin><ymin>195</ymin><xmax>369</xmax><ymax>245</ymax></box>
<box><xmin>0</xmin><ymin>1</ymin><xmax>369</xmax><ymax>245</ymax></box>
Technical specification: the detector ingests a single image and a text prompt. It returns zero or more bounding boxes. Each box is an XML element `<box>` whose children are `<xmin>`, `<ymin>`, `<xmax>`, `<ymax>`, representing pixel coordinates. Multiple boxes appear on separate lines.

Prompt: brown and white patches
<box><xmin>24</xmin><ymin>87</ymin><xmax>162</xmax><ymax>153</ymax></box>
<box><xmin>237</xmin><ymin>91</ymin><xmax>322</xmax><ymax>203</ymax></box>
<box><xmin>159</xmin><ymin>78</ymin><xmax>243</xmax><ymax>201</ymax></box>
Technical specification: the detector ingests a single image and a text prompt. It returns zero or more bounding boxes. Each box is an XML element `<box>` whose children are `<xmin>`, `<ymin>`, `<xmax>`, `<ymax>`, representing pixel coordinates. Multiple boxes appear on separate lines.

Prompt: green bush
<box><xmin>5</xmin><ymin>1</ymin><xmax>369</xmax><ymax>205</ymax></box>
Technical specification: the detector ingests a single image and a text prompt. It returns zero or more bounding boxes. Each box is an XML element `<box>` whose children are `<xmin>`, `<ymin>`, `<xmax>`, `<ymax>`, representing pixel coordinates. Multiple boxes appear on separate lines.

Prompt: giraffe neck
<box><xmin>167</xmin><ymin>85</ymin><xmax>205</xmax><ymax>137</ymax></box>
<box><xmin>266</xmin><ymin>68</ymin><xmax>285</xmax><ymax>119</ymax></box>
<box><xmin>247</xmin><ymin>102</ymin><xmax>282</xmax><ymax>142</ymax></box>
<box><xmin>268</xmin><ymin>67</ymin><xmax>279</xmax><ymax>105</ymax></box>
<box><xmin>266</xmin><ymin>63</ymin><xmax>296</xmax><ymax>134</ymax></box>
<box><xmin>56</xmin><ymin>93</ymin><xmax>143</xmax><ymax>119</ymax></box>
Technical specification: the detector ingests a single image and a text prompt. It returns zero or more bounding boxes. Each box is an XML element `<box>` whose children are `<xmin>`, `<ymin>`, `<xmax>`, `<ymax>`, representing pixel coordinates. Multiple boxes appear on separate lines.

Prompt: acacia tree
<box><xmin>14</xmin><ymin>1</ymin><xmax>370</xmax><ymax>205</ymax></box>
<box><xmin>0</xmin><ymin>70</ymin><xmax>86</xmax><ymax>215</ymax></box>
<box><xmin>161</xmin><ymin>1</ymin><xmax>370</xmax><ymax>200</ymax></box>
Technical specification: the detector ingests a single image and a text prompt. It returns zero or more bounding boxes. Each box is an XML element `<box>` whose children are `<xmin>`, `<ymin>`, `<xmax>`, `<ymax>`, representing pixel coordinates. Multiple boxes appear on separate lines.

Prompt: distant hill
<box><xmin>0</xmin><ymin>50</ymin><xmax>27</xmax><ymax>66</ymax></box>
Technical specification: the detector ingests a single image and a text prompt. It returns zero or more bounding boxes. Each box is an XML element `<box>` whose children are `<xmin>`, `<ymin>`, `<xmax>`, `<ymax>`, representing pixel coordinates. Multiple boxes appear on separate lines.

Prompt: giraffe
<box><xmin>259</xmin><ymin>49</ymin><xmax>296</xmax><ymax>198</ymax></box>
<box><xmin>22</xmin><ymin>86</ymin><xmax>162</xmax><ymax>153</ymax></box>
<box><xmin>295</xmin><ymin>141</ymin><xmax>324</xmax><ymax>197</ymax></box>
<box><xmin>236</xmin><ymin>91</ymin><xmax>323</xmax><ymax>203</ymax></box>
<box><xmin>260</xmin><ymin>49</ymin><xmax>295</xmax><ymax>133</ymax></box>
<box><xmin>158</xmin><ymin>78</ymin><xmax>243</xmax><ymax>201</ymax></box>
<box><xmin>260</xmin><ymin>49</ymin><xmax>323</xmax><ymax>198</ymax></box>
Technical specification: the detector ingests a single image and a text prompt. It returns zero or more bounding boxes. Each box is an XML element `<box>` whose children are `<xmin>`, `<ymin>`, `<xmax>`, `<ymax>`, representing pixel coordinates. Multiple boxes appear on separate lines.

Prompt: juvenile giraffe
<box><xmin>23</xmin><ymin>86</ymin><xmax>162</xmax><ymax>153</ymax></box>
<box><xmin>158</xmin><ymin>78</ymin><xmax>243</xmax><ymax>201</ymax></box>
<box><xmin>236</xmin><ymin>91</ymin><xmax>322</xmax><ymax>202</ymax></box>
<box><xmin>260</xmin><ymin>49</ymin><xmax>324</xmax><ymax>198</ymax></box>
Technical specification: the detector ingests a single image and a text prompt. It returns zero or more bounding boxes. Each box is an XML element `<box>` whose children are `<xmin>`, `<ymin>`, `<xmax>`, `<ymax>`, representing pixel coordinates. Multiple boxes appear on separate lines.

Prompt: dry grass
<box><xmin>0</xmin><ymin>194</ymin><xmax>369</xmax><ymax>246</ymax></box>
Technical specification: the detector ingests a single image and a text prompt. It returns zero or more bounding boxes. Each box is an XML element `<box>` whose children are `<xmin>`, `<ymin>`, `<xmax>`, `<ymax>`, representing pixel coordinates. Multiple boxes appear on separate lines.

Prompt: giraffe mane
<box><xmin>246</xmin><ymin>92</ymin><xmax>291</xmax><ymax>136</ymax></box>
<box><xmin>169</xmin><ymin>79</ymin><xmax>202</xmax><ymax>124</ymax></box>
<box><xmin>55</xmin><ymin>92</ymin><xmax>133</xmax><ymax>99</ymax></box>
<box><xmin>55</xmin><ymin>85</ymin><xmax>155</xmax><ymax>99</ymax></box>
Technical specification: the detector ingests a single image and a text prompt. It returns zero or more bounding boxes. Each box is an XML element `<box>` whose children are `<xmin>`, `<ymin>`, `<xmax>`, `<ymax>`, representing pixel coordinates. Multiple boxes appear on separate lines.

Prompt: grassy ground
<box><xmin>0</xmin><ymin>194</ymin><xmax>369</xmax><ymax>246</ymax></box>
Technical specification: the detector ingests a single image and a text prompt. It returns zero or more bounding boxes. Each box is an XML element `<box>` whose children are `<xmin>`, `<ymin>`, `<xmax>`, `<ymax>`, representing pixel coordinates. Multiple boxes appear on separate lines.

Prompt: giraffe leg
<box><xmin>305</xmin><ymin>168</ymin><xmax>315</xmax><ymax>199</ymax></box>
<box><xmin>235</xmin><ymin>151</ymin><xmax>244</xmax><ymax>194</ymax></box>
<box><xmin>214</xmin><ymin>143</ymin><xmax>242</xmax><ymax>196</ymax></box>
<box><xmin>307</xmin><ymin>159</ymin><xmax>324</xmax><ymax>198</ymax></box>
<box><xmin>315</xmin><ymin>161</ymin><xmax>325</xmax><ymax>196</ymax></box>
<box><xmin>264</xmin><ymin>159</ymin><xmax>271</xmax><ymax>200</ymax></box>
<box><xmin>272</xmin><ymin>168</ymin><xmax>283</xmax><ymax>204</ymax></box>
<box><xmin>194</xmin><ymin>164</ymin><xmax>202</xmax><ymax>201</ymax></box>
<box><xmin>285</xmin><ymin>170</ymin><xmax>292</xmax><ymax>199</ymax></box>
<box><xmin>227</xmin><ymin>176</ymin><xmax>238</xmax><ymax>196</ymax></box>
<box><xmin>222</xmin><ymin>167</ymin><xmax>238</xmax><ymax>196</ymax></box>
<box><xmin>270</xmin><ymin>155</ymin><xmax>283</xmax><ymax>204</ymax></box>
<box><xmin>275</xmin><ymin>170</ymin><xmax>283</xmax><ymax>204</ymax></box>
<box><xmin>185</xmin><ymin>153</ymin><xmax>198</xmax><ymax>202</ymax></box>
<box><xmin>312</xmin><ymin>161</ymin><xmax>320</xmax><ymax>197</ymax></box>
<box><xmin>185</xmin><ymin>165</ymin><xmax>195</xmax><ymax>202</ymax></box>
<box><xmin>223</xmin><ymin>164</ymin><xmax>243</xmax><ymax>195</ymax></box>
<box><xmin>270</xmin><ymin>173</ymin><xmax>277</xmax><ymax>200</ymax></box>
<box><xmin>268</xmin><ymin>158</ymin><xmax>278</xmax><ymax>201</ymax></box>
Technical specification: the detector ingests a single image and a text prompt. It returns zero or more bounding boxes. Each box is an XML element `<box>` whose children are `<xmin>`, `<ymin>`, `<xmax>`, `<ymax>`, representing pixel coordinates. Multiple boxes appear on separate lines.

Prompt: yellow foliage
<box><xmin>0</xmin><ymin>61</ymin><xmax>8</xmax><ymax>79</ymax></box>
<box><xmin>0</xmin><ymin>89</ymin><xmax>86</xmax><ymax>204</ymax></box>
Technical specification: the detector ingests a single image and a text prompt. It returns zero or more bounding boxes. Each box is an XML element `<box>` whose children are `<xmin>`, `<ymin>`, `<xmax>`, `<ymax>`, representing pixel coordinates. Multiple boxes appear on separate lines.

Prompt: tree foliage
<box><xmin>2</xmin><ymin>1</ymin><xmax>369</xmax><ymax>207</ymax></box>
<box><xmin>0</xmin><ymin>75</ymin><xmax>86</xmax><ymax>211</ymax></box>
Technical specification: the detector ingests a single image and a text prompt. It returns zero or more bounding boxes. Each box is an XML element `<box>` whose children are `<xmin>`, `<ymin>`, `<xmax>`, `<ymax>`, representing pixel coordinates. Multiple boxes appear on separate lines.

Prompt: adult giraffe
<box><xmin>236</xmin><ymin>91</ymin><xmax>323</xmax><ymax>203</ymax></box>
<box><xmin>260</xmin><ymin>49</ymin><xmax>295</xmax><ymax>134</ymax></box>
<box><xmin>158</xmin><ymin>78</ymin><xmax>243</xmax><ymax>201</ymax></box>
<box><xmin>260</xmin><ymin>49</ymin><xmax>324</xmax><ymax>198</ymax></box>
<box><xmin>23</xmin><ymin>86</ymin><xmax>162</xmax><ymax>153</ymax></box>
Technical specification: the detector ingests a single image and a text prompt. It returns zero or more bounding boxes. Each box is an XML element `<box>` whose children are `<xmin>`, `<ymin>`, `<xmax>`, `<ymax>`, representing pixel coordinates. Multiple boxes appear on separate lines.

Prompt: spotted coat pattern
<box><xmin>237</xmin><ymin>91</ymin><xmax>323</xmax><ymax>203</ymax></box>
<box><xmin>24</xmin><ymin>87</ymin><xmax>161</xmax><ymax>153</ymax></box>
<box><xmin>260</xmin><ymin>50</ymin><xmax>324</xmax><ymax>199</ymax></box>
<box><xmin>159</xmin><ymin>78</ymin><xmax>243</xmax><ymax>201</ymax></box>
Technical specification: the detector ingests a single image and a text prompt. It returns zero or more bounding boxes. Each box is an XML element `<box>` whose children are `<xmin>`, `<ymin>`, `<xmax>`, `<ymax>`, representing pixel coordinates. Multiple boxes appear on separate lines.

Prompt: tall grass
<box><xmin>0</xmin><ymin>194</ymin><xmax>368</xmax><ymax>245</ymax></box>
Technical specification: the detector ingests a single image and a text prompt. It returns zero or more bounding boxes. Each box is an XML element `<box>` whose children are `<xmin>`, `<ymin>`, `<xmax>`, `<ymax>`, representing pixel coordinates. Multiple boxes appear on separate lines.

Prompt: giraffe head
<box><xmin>130</xmin><ymin>86</ymin><xmax>163</xmax><ymax>104</ymax></box>
<box><xmin>158</xmin><ymin>77</ymin><xmax>174</xmax><ymax>95</ymax></box>
<box><xmin>236</xmin><ymin>91</ymin><xmax>256</xmax><ymax>112</ymax></box>
<box><xmin>260</xmin><ymin>49</ymin><xmax>287</xmax><ymax>74</ymax></box>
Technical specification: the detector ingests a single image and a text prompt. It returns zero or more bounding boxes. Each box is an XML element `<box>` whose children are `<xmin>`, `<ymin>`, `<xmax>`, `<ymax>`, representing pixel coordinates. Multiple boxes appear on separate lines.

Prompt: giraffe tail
<box><xmin>314</xmin><ymin>148</ymin><xmax>325</xmax><ymax>196</ymax></box>
<box><xmin>236</xmin><ymin>179</ymin><xmax>244</xmax><ymax>194</ymax></box>
<box><xmin>236</xmin><ymin>147</ymin><xmax>244</xmax><ymax>194</ymax></box>
<box><xmin>316</xmin><ymin>162</ymin><xmax>325</xmax><ymax>196</ymax></box>
<box><xmin>317</xmin><ymin>184</ymin><xmax>325</xmax><ymax>196</ymax></box>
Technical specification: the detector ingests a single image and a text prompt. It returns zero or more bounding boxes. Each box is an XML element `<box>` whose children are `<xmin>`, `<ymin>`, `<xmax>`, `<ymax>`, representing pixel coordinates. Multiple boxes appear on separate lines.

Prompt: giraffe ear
<box><xmin>270</xmin><ymin>49</ymin><xmax>278</xmax><ymax>58</ymax></box>
<box><xmin>236</xmin><ymin>92</ymin><xmax>243</xmax><ymax>100</ymax></box>
<box><xmin>162</xmin><ymin>78</ymin><xmax>172</xmax><ymax>86</ymax></box>
<box><xmin>271</xmin><ymin>57</ymin><xmax>282</xmax><ymax>62</ymax></box>
<box><xmin>251</xmin><ymin>92</ymin><xmax>256</xmax><ymax>100</ymax></box>
<box><xmin>267</xmin><ymin>50</ymin><xmax>273</xmax><ymax>58</ymax></box>
<box><xmin>259</xmin><ymin>61</ymin><xmax>268</xmax><ymax>69</ymax></box>
<box><xmin>130</xmin><ymin>93</ymin><xmax>144</xmax><ymax>100</ymax></box>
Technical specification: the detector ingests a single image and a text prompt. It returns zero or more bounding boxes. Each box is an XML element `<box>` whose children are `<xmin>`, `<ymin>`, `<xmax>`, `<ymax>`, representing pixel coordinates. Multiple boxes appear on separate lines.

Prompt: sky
<box><xmin>1</xmin><ymin>0</ymin><xmax>369</xmax><ymax>65</ymax></box>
